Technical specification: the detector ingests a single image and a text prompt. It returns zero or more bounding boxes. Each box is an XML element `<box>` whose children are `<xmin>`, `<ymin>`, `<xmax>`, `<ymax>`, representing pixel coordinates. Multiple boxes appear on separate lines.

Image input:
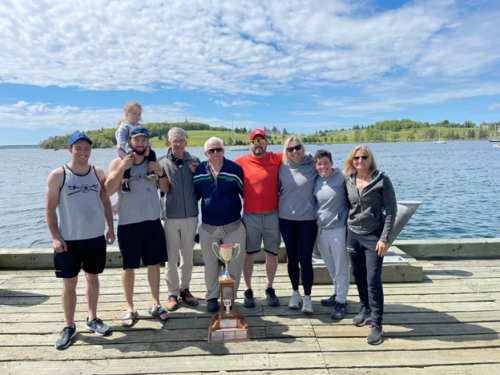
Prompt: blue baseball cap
<box><xmin>69</xmin><ymin>133</ymin><xmax>93</xmax><ymax>147</ymax></box>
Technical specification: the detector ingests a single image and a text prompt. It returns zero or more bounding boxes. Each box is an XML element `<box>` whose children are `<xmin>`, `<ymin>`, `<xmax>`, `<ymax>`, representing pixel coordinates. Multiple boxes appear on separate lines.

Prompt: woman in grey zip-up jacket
<box><xmin>344</xmin><ymin>144</ymin><xmax>397</xmax><ymax>346</ymax></box>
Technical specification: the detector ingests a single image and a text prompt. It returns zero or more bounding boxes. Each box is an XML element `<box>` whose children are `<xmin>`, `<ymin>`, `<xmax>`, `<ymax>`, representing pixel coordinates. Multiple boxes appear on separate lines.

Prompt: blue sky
<box><xmin>1</xmin><ymin>0</ymin><xmax>500</xmax><ymax>145</ymax></box>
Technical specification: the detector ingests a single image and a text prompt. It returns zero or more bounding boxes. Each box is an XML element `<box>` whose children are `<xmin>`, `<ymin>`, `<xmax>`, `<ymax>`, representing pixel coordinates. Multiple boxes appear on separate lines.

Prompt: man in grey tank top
<box><xmin>106</xmin><ymin>126</ymin><xmax>171</xmax><ymax>327</ymax></box>
<box><xmin>45</xmin><ymin>133</ymin><xmax>115</xmax><ymax>350</ymax></box>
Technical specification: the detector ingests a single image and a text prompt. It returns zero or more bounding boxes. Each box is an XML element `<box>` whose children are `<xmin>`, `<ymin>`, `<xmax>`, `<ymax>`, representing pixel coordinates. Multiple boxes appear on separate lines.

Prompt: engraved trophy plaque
<box><xmin>208</xmin><ymin>243</ymin><xmax>250</xmax><ymax>343</ymax></box>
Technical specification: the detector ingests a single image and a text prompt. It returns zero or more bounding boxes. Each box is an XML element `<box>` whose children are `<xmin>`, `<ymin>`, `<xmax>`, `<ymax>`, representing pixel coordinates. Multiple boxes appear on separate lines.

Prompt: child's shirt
<box><xmin>116</xmin><ymin>121</ymin><xmax>152</xmax><ymax>154</ymax></box>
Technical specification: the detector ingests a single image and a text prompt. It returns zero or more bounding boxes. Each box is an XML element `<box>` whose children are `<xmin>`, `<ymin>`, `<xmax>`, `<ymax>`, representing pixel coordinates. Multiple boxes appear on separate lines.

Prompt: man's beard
<box><xmin>132</xmin><ymin>146</ymin><xmax>146</xmax><ymax>155</ymax></box>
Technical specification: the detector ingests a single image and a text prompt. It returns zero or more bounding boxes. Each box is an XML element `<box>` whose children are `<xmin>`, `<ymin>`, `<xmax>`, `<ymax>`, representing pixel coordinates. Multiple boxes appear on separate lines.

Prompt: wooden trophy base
<box><xmin>207</xmin><ymin>277</ymin><xmax>250</xmax><ymax>343</ymax></box>
<box><xmin>208</xmin><ymin>312</ymin><xmax>250</xmax><ymax>343</ymax></box>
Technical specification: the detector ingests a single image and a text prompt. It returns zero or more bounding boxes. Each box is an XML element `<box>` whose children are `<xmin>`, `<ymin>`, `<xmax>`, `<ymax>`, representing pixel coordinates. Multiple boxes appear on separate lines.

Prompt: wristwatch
<box><xmin>158</xmin><ymin>173</ymin><xmax>167</xmax><ymax>179</ymax></box>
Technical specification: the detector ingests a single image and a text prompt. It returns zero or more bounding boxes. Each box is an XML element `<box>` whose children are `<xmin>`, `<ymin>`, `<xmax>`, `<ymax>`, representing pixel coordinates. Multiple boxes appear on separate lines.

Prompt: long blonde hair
<box><xmin>343</xmin><ymin>144</ymin><xmax>377</xmax><ymax>176</ymax></box>
<box><xmin>117</xmin><ymin>101</ymin><xmax>142</xmax><ymax>126</ymax></box>
<box><xmin>282</xmin><ymin>135</ymin><xmax>306</xmax><ymax>164</ymax></box>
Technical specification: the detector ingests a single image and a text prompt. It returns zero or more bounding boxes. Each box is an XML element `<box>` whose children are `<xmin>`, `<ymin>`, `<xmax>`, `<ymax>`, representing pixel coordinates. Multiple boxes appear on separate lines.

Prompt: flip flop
<box><xmin>121</xmin><ymin>310</ymin><xmax>139</xmax><ymax>327</ymax></box>
<box><xmin>148</xmin><ymin>306</ymin><xmax>170</xmax><ymax>322</ymax></box>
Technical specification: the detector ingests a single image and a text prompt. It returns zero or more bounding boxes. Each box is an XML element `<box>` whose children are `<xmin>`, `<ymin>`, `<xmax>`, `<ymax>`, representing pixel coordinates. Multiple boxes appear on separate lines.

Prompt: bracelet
<box><xmin>158</xmin><ymin>174</ymin><xmax>167</xmax><ymax>179</ymax></box>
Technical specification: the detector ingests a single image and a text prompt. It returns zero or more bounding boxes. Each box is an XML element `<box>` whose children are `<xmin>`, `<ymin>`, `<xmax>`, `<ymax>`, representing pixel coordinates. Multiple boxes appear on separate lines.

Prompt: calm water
<box><xmin>1</xmin><ymin>141</ymin><xmax>498</xmax><ymax>248</ymax></box>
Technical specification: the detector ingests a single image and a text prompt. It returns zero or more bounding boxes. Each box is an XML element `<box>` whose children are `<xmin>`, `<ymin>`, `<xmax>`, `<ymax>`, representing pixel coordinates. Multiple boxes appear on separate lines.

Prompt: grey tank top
<box><xmin>58</xmin><ymin>165</ymin><xmax>105</xmax><ymax>241</ymax></box>
<box><xmin>117</xmin><ymin>159</ymin><xmax>161</xmax><ymax>225</ymax></box>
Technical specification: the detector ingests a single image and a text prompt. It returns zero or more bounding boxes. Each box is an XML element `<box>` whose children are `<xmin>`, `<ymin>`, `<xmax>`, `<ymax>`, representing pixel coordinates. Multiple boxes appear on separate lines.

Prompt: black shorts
<box><xmin>118</xmin><ymin>219</ymin><xmax>168</xmax><ymax>269</ymax></box>
<box><xmin>54</xmin><ymin>235</ymin><xmax>106</xmax><ymax>279</ymax></box>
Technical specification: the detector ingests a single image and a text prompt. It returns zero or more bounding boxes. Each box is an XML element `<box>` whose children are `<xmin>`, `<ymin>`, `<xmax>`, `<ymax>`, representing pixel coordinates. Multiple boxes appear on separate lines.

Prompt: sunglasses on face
<box><xmin>286</xmin><ymin>145</ymin><xmax>302</xmax><ymax>153</ymax></box>
<box><xmin>251</xmin><ymin>139</ymin><xmax>266</xmax><ymax>144</ymax></box>
<box><xmin>207</xmin><ymin>147</ymin><xmax>224</xmax><ymax>154</ymax></box>
<box><xmin>353</xmin><ymin>155</ymin><xmax>368</xmax><ymax>161</ymax></box>
<box><xmin>131</xmin><ymin>128</ymin><xmax>149</xmax><ymax>136</ymax></box>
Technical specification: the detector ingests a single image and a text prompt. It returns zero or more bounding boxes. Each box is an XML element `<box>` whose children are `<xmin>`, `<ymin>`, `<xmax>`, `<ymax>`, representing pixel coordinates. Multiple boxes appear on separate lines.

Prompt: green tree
<box><xmin>391</xmin><ymin>133</ymin><xmax>400</xmax><ymax>142</ymax></box>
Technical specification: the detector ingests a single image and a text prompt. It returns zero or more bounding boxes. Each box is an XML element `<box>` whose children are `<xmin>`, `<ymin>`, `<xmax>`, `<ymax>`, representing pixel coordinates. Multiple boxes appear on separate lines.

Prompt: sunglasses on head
<box><xmin>132</xmin><ymin>128</ymin><xmax>149</xmax><ymax>136</ymax></box>
<box><xmin>251</xmin><ymin>139</ymin><xmax>266</xmax><ymax>144</ymax></box>
<box><xmin>286</xmin><ymin>145</ymin><xmax>302</xmax><ymax>153</ymax></box>
<box><xmin>353</xmin><ymin>155</ymin><xmax>368</xmax><ymax>161</ymax></box>
<box><xmin>207</xmin><ymin>147</ymin><xmax>224</xmax><ymax>154</ymax></box>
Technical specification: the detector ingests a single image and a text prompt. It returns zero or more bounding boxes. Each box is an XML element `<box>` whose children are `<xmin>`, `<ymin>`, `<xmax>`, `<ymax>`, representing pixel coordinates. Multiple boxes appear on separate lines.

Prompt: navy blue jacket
<box><xmin>193</xmin><ymin>158</ymin><xmax>244</xmax><ymax>226</ymax></box>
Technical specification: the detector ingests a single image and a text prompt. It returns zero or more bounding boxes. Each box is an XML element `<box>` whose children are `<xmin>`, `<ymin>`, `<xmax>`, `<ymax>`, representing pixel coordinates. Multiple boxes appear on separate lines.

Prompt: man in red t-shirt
<box><xmin>235</xmin><ymin>129</ymin><xmax>282</xmax><ymax>308</ymax></box>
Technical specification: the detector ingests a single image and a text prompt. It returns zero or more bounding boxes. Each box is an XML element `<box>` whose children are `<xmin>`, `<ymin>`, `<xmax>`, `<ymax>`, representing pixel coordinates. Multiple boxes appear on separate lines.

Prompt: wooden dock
<box><xmin>1</xmin><ymin>259</ymin><xmax>500</xmax><ymax>374</ymax></box>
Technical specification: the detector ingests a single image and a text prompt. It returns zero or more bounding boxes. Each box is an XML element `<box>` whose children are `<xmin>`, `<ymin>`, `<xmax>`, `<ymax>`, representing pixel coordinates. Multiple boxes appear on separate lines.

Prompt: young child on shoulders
<box><xmin>116</xmin><ymin>101</ymin><xmax>158</xmax><ymax>193</ymax></box>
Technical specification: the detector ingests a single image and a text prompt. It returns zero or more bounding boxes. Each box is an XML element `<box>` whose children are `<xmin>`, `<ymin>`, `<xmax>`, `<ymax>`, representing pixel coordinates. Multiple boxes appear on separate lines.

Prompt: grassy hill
<box><xmin>150</xmin><ymin>127</ymin><xmax>481</xmax><ymax>148</ymax></box>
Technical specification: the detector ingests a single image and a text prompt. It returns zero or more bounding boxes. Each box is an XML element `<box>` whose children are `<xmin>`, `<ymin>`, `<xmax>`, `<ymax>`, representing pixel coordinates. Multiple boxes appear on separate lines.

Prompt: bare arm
<box><xmin>150</xmin><ymin>162</ymin><xmax>170</xmax><ymax>193</ymax></box>
<box><xmin>45</xmin><ymin>168</ymin><xmax>66</xmax><ymax>253</ymax></box>
<box><xmin>96</xmin><ymin>167</ymin><xmax>115</xmax><ymax>245</ymax></box>
<box><xmin>105</xmin><ymin>156</ymin><xmax>134</xmax><ymax>195</ymax></box>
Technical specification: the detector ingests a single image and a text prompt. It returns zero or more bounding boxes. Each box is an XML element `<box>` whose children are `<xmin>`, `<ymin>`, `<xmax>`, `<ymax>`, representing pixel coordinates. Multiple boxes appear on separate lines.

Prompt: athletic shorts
<box><xmin>118</xmin><ymin>219</ymin><xmax>168</xmax><ymax>269</ymax></box>
<box><xmin>54</xmin><ymin>235</ymin><xmax>106</xmax><ymax>279</ymax></box>
<box><xmin>243</xmin><ymin>210</ymin><xmax>280</xmax><ymax>255</ymax></box>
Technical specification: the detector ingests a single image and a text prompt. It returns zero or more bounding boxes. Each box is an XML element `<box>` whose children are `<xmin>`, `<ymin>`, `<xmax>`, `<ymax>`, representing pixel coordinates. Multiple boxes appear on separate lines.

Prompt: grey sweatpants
<box><xmin>199</xmin><ymin>224</ymin><xmax>246</xmax><ymax>301</ymax></box>
<box><xmin>316</xmin><ymin>226</ymin><xmax>350</xmax><ymax>304</ymax></box>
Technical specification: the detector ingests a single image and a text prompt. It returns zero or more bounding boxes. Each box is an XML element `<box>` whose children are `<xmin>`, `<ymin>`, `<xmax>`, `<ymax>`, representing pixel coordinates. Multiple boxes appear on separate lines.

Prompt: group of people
<box><xmin>46</xmin><ymin>101</ymin><xmax>397</xmax><ymax>350</ymax></box>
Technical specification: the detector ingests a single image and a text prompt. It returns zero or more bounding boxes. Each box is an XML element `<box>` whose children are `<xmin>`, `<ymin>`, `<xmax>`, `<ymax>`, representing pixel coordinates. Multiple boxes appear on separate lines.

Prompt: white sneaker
<box><xmin>302</xmin><ymin>296</ymin><xmax>314</xmax><ymax>313</ymax></box>
<box><xmin>288</xmin><ymin>291</ymin><xmax>301</xmax><ymax>309</ymax></box>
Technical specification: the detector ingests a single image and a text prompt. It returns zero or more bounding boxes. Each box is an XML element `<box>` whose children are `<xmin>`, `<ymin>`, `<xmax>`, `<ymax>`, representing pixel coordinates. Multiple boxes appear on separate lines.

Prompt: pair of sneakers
<box><xmin>121</xmin><ymin>172</ymin><xmax>158</xmax><ymax>193</ymax></box>
<box><xmin>353</xmin><ymin>307</ymin><xmax>383</xmax><ymax>345</ymax></box>
<box><xmin>243</xmin><ymin>288</ymin><xmax>280</xmax><ymax>307</ymax></box>
<box><xmin>55</xmin><ymin>317</ymin><xmax>111</xmax><ymax>350</ymax></box>
<box><xmin>165</xmin><ymin>289</ymin><xmax>198</xmax><ymax>311</ymax></box>
<box><xmin>288</xmin><ymin>291</ymin><xmax>313</xmax><ymax>313</ymax></box>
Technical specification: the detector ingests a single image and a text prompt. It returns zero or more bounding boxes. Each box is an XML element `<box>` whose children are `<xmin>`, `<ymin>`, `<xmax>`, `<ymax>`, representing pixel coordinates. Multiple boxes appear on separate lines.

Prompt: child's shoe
<box><xmin>121</xmin><ymin>180</ymin><xmax>131</xmax><ymax>194</ymax></box>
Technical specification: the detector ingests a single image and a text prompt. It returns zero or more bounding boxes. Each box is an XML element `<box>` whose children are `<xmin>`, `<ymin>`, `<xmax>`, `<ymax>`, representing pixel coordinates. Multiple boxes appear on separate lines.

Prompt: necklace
<box><xmin>356</xmin><ymin>174</ymin><xmax>371</xmax><ymax>185</ymax></box>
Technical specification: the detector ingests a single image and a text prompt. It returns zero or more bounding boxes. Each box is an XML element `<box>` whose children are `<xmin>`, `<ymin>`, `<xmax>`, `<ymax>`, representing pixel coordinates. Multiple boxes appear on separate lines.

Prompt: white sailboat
<box><xmin>489</xmin><ymin>124</ymin><xmax>500</xmax><ymax>142</ymax></box>
<box><xmin>229</xmin><ymin>115</ymin><xmax>249</xmax><ymax>151</ymax></box>
<box><xmin>434</xmin><ymin>126</ymin><xmax>446</xmax><ymax>144</ymax></box>
<box><xmin>493</xmin><ymin>144</ymin><xmax>500</xmax><ymax>149</ymax></box>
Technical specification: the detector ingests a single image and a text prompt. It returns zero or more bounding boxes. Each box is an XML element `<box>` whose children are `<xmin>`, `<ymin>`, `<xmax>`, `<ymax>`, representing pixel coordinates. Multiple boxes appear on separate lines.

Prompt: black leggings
<box><xmin>347</xmin><ymin>227</ymin><xmax>384</xmax><ymax>325</ymax></box>
<box><xmin>118</xmin><ymin>148</ymin><xmax>157</xmax><ymax>180</ymax></box>
<box><xmin>280</xmin><ymin>218</ymin><xmax>317</xmax><ymax>296</ymax></box>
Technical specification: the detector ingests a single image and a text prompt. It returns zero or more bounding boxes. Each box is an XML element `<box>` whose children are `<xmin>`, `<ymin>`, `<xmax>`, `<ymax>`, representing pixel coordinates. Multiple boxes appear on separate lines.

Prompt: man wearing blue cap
<box><xmin>45</xmin><ymin>133</ymin><xmax>115</xmax><ymax>350</ymax></box>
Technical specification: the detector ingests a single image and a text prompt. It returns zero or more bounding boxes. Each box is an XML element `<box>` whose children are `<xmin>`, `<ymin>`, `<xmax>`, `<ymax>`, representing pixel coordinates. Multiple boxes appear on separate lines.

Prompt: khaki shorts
<box><xmin>243</xmin><ymin>210</ymin><xmax>280</xmax><ymax>255</ymax></box>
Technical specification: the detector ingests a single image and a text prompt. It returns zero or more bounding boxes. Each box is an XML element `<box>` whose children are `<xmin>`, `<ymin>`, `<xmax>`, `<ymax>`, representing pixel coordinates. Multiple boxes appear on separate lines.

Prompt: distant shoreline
<box><xmin>0</xmin><ymin>145</ymin><xmax>40</xmax><ymax>149</ymax></box>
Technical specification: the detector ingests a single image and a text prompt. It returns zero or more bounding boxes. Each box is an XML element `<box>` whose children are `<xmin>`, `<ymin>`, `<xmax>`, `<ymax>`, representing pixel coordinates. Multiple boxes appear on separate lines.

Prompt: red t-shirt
<box><xmin>234</xmin><ymin>152</ymin><xmax>283</xmax><ymax>213</ymax></box>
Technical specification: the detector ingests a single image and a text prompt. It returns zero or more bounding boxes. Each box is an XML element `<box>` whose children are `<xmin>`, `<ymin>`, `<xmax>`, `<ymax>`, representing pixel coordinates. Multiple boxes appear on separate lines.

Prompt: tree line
<box><xmin>40</xmin><ymin>121</ymin><xmax>226</xmax><ymax>149</ymax></box>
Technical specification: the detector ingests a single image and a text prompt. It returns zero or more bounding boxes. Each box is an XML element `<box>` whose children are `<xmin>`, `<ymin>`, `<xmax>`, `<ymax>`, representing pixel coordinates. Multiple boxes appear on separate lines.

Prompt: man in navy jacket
<box><xmin>193</xmin><ymin>137</ymin><xmax>246</xmax><ymax>312</ymax></box>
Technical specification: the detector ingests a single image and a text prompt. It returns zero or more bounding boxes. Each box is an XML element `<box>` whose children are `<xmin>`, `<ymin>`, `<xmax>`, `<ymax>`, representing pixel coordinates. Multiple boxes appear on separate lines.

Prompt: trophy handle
<box><xmin>232</xmin><ymin>244</ymin><xmax>241</xmax><ymax>262</ymax></box>
<box><xmin>212</xmin><ymin>242</ymin><xmax>221</xmax><ymax>261</ymax></box>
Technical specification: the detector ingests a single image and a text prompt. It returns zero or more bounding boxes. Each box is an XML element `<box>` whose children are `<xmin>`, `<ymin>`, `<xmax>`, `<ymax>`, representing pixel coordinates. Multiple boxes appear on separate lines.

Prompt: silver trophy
<box><xmin>212</xmin><ymin>243</ymin><xmax>241</xmax><ymax>280</ymax></box>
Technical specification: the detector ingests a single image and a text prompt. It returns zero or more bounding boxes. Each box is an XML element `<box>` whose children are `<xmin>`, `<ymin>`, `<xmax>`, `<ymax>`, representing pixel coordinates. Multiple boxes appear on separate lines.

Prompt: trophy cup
<box><xmin>208</xmin><ymin>243</ymin><xmax>250</xmax><ymax>343</ymax></box>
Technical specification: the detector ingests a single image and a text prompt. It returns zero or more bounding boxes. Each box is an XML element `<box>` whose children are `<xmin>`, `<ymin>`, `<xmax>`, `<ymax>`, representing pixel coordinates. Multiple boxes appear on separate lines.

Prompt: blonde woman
<box><xmin>344</xmin><ymin>145</ymin><xmax>397</xmax><ymax>345</ymax></box>
<box><xmin>278</xmin><ymin>136</ymin><xmax>318</xmax><ymax>313</ymax></box>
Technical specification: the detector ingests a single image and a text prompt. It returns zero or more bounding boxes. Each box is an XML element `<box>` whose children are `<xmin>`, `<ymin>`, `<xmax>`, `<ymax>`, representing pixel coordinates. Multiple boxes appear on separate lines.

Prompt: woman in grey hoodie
<box><xmin>279</xmin><ymin>136</ymin><xmax>318</xmax><ymax>313</ymax></box>
<box><xmin>344</xmin><ymin>145</ymin><xmax>397</xmax><ymax>346</ymax></box>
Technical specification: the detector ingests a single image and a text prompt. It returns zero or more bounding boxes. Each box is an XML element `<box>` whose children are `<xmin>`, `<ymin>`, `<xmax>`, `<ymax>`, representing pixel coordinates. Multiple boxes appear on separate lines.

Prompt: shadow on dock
<box><xmin>0</xmin><ymin>289</ymin><xmax>50</xmax><ymax>307</ymax></box>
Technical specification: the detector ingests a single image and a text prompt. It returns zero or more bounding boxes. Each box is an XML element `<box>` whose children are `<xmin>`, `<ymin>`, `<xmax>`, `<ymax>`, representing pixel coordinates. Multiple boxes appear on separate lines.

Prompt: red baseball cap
<box><xmin>250</xmin><ymin>129</ymin><xmax>267</xmax><ymax>140</ymax></box>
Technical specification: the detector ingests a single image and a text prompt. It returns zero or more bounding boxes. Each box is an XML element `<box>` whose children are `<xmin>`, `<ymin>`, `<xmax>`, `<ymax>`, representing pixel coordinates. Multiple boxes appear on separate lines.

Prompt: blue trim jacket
<box><xmin>193</xmin><ymin>158</ymin><xmax>244</xmax><ymax>226</ymax></box>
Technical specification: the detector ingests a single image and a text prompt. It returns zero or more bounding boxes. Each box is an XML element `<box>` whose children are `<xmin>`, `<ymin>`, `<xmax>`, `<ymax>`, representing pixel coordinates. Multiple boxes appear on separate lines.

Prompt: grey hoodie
<box><xmin>346</xmin><ymin>170</ymin><xmax>397</xmax><ymax>242</ymax></box>
<box><xmin>314</xmin><ymin>168</ymin><xmax>348</xmax><ymax>231</ymax></box>
<box><xmin>158</xmin><ymin>149</ymin><xmax>200</xmax><ymax>219</ymax></box>
<box><xmin>116</xmin><ymin>121</ymin><xmax>152</xmax><ymax>154</ymax></box>
<box><xmin>278</xmin><ymin>153</ymin><xmax>318</xmax><ymax>221</ymax></box>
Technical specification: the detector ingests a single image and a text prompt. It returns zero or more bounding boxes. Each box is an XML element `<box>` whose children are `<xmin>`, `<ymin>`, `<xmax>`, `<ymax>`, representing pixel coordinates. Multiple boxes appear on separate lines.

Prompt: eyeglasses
<box><xmin>171</xmin><ymin>140</ymin><xmax>186</xmax><ymax>145</ymax></box>
<box><xmin>131</xmin><ymin>128</ymin><xmax>149</xmax><ymax>136</ymax></box>
<box><xmin>353</xmin><ymin>155</ymin><xmax>368</xmax><ymax>161</ymax></box>
<box><xmin>207</xmin><ymin>147</ymin><xmax>224</xmax><ymax>154</ymax></box>
<box><xmin>286</xmin><ymin>145</ymin><xmax>302</xmax><ymax>153</ymax></box>
<box><xmin>251</xmin><ymin>139</ymin><xmax>266</xmax><ymax>144</ymax></box>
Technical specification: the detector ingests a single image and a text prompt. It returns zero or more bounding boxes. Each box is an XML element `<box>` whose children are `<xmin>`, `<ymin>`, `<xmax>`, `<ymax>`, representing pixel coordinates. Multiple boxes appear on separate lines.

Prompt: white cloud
<box><xmin>0</xmin><ymin>102</ymin><xmax>187</xmax><ymax>130</ymax></box>
<box><xmin>173</xmin><ymin>102</ymin><xmax>192</xmax><ymax>107</ymax></box>
<box><xmin>214</xmin><ymin>99</ymin><xmax>264</xmax><ymax>107</ymax></box>
<box><xmin>488</xmin><ymin>103</ymin><xmax>500</xmax><ymax>112</ymax></box>
<box><xmin>0</xmin><ymin>0</ymin><xmax>498</xmax><ymax>100</ymax></box>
